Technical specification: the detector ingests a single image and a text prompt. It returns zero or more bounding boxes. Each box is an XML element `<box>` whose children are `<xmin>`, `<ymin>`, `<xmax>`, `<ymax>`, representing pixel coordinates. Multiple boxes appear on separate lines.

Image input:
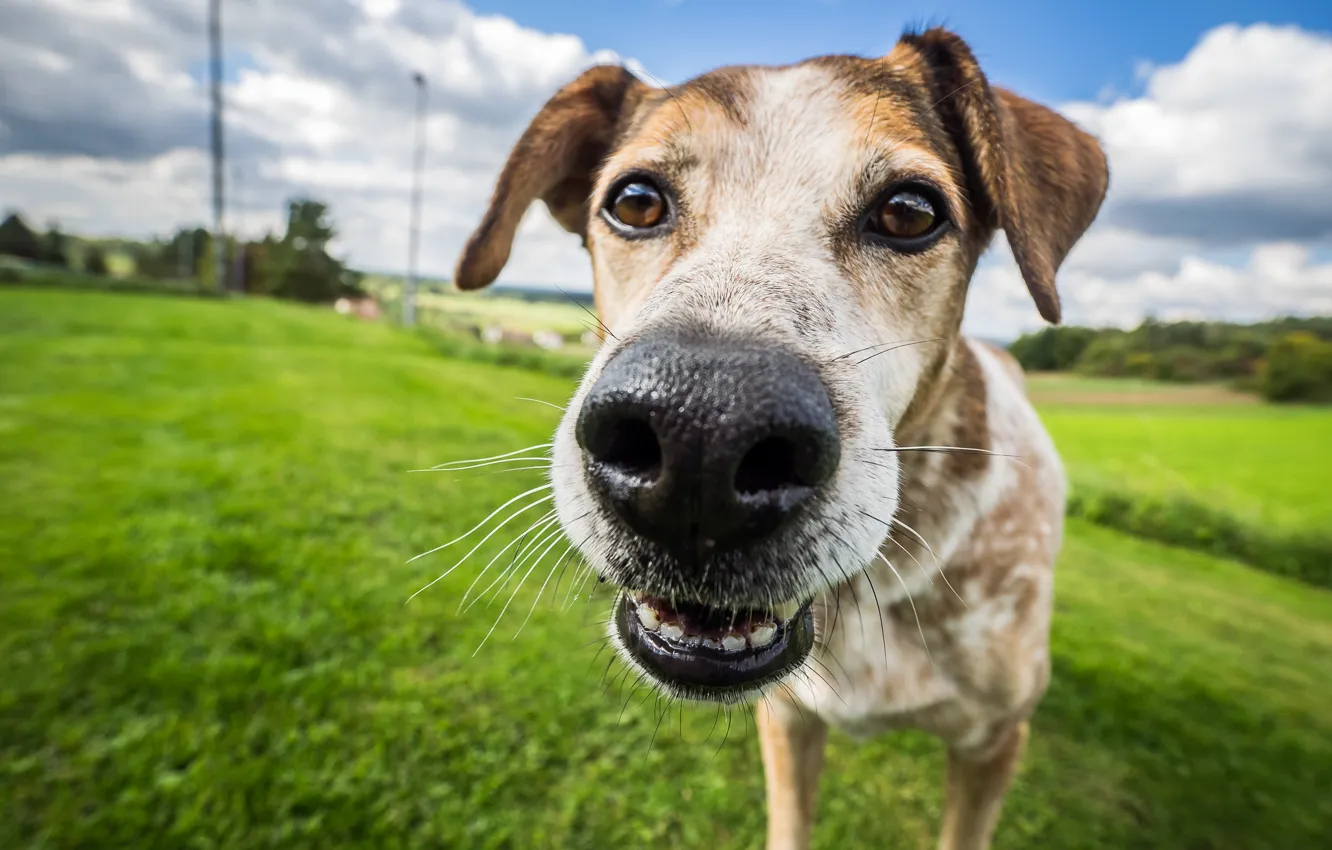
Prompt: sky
<box><xmin>2</xmin><ymin>0</ymin><xmax>1330</xmax><ymax>339</ymax></box>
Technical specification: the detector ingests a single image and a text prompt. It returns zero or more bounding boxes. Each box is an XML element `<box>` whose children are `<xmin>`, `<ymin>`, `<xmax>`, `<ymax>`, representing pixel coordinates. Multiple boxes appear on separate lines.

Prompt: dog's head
<box><xmin>454</xmin><ymin>28</ymin><xmax>1107</xmax><ymax>702</ymax></box>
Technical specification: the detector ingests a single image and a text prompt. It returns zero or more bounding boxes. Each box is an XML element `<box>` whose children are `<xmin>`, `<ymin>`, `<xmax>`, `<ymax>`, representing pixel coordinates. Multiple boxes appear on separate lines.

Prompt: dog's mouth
<box><xmin>613</xmin><ymin>590</ymin><xmax>816</xmax><ymax>701</ymax></box>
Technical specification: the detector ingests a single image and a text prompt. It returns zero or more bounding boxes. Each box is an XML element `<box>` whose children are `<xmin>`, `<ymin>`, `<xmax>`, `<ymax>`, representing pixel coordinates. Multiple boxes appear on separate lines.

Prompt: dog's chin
<box><xmin>610</xmin><ymin>589</ymin><xmax>816</xmax><ymax>704</ymax></box>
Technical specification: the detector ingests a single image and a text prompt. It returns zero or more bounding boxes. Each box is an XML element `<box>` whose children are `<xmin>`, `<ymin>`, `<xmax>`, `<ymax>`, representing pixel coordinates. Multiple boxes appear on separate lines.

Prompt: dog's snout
<box><xmin>576</xmin><ymin>337</ymin><xmax>840</xmax><ymax>558</ymax></box>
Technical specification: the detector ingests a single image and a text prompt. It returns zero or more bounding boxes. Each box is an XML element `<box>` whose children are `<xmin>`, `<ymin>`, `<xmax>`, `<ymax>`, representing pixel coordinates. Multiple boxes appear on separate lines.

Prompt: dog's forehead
<box><xmin>606</xmin><ymin>57</ymin><xmax>961</xmax><ymax>209</ymax></box>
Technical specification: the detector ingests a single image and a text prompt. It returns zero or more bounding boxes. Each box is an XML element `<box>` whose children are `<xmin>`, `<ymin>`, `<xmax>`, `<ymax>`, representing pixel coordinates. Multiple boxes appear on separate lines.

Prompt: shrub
<box><xmin>1067</xmin><ymin>487</ymin><xmax>1332</xmax><ymax>589</ymax></box>
<box><xmin>1260</xmin><ymin>332</ymin><xmax>1332</xmax><ymax>403</ymax></box>
<box><xmin>0</xmin><ymin>213</ymin><xmax>42</xmax><ymax>261</ymax></box>
<box><xmin>84</xmin><ymin>246</ymin><xmax>110</xmax><ymax>276</ymax></box>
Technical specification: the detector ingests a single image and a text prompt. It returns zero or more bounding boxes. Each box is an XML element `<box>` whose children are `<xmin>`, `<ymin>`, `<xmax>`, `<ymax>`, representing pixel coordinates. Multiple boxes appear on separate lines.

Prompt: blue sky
<box><xmin>469</xmin><ymin>0</ymin><xmax>1332</xmax><ymax>102</ymax></box>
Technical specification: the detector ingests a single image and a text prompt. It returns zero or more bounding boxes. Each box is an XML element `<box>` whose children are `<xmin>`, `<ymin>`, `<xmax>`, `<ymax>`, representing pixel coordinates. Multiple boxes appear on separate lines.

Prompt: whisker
<box><xmin>508</xmin><ymin>533</ymin><xmax>576</xmax><ymax>641</ymax></box>
<box><xmin>873</xmin><ymin>445</ymin><xmax>1028</xmax><ymax>467</ymax></box>
<box><xmin>644</xmin><ymin>698</ymin><xmax>670</xmax><ymax>763</ymax></box>
<box><xmin>473</xmin><ymin>520</ymin><xmax>567</xmax><ymax>612</ymax></box>
<box><xmin>458</xmin><ymin>512</ymin><xmax>560</xmax><ymax>612</ymax></box>
<box><xmin>515</xmin><ymin>396</ymin><xmax>566</xmax><ymax>412</ymax></box>
<box><xmin>715</xmin><ymin>703</ymin><xmax>734</xmax><ymax>756</ymax></box>
<box><xmin>405</xmin><ymin>492</ymin><xmax>553</xmax><ymax>602</ymax></box>
<box><xmin>424</xmin><ymin>442</ymin><xmax>552</xmax><ymax>470</ymax></box>
<box><xmin>827</xmin><ymin>337</ymin><xmax>931</xmax><ymax>364</ymax></box>
<box><xmin>474</xmin><ymin>525</ymin><xmax>570</xmax><ymax>655</ymax></box>
<box><xmin>859</xmin><ymin>568</ymin><xmax>892</xmax><ymax>677</ymax></box>
<box><xmin>886</xmin><ymin>531</ymin><xmax>934</xmax><ymax>588</ymax></box>
<box><xmin>564</xmin><ymin>563</ymin><xmax>600</xmax><ymax>610</ymax></box>
<box><xmin>876</xmin><ymin>553</ymin><xmax>933</xmax><ymax>664</ymax></box>
<box><xmin>407</xmin><ymin>484</ymin><xmax>551</xmax><ymax>563</ymax></box>
<box><xmin>435</xmin><ymin>464</ymin><xmax>560</xmax><ymax>483</ymax></box>
<box><xmin>553</xmin><ymin>283</ymin><xmax>618</xmax><ymax>342</ymax></box>
<box><xmin>892</xmin><ymin>516</ymin><xmax>967</xmax><ymax>608</ymax></box>
<box><xmin>513</xmin><ymin>539</ymin><xmax>581</xmax><ymax>639</ymax></box>
<box><xmin>853</xmin><ymin>337</ymin><xmax>945</xmax><ymax>366</ymax></box>
<box><xmin>408</xmin><ymin>455</ymin><xmax>551</xmax><ymax>474</ymax></box>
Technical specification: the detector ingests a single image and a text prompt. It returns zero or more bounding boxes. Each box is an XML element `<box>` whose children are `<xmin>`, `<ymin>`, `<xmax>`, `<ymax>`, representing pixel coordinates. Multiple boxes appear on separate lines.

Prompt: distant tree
<box><xmin>161</xmin><ymin>227</ymin><xmax>210</xmax><ymax>278</ymax></box>
<box><xmin>42</xmin><ymin>223</ymin><xmax>70</xmax><ymax>267</ymax></box>
<box><xmin>0</xmin><ymin>213</ymin><xmax>42</xmax><ymax>261</ymax></box>
<box><xmin>1008</xmin><ymin>326</ymin><xmax>1098</xmax><ymax>372</ymax></box>
<box><xmin>284</xmin><ymin>198</ymin><xmax>335</xmax><ymax>252</ymax></box>
<box><xmin>84</xmin><ymin>246</ymin><xmax>110</xmax><ymax>276</ymax></box>
<box><xmin>241</xmin><ymin>197</ymin><xmax>362</xmax><ymax>303</ymax></box>
<box><xmin>1260</xmin><ymin>332</ymin><xmax>1332</xmax><ymax>403</ymax></box>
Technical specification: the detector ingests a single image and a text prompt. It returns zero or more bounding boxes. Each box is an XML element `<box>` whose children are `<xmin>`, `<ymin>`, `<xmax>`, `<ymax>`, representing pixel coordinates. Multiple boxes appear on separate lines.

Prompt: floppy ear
<box><xmin>897</xmin><ymin>28</ymin><xmax>1109</xmax><ymax>324</ymax></box>
<box><xmin>454</xmin><ymin>64</ymin><xmax>649</xmax><ymax>291</ymax></box>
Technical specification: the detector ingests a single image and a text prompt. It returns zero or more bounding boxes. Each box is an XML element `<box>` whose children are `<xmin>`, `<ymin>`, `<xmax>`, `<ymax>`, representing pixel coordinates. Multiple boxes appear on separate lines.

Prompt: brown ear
<box><xmin>453</xmin><ymin>64</ymin><xmax>649</xmax><ymax>291</ymax></box>
<box><xmin>897</xmin><ymin>28</ymin><xmax>1109</xmax><ymax>324</ymax></box>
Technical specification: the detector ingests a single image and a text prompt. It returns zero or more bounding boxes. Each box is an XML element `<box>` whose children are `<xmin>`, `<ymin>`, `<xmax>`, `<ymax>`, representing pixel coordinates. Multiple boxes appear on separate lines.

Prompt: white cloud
<box><xmin>0</xmin><ymin>0</ymin><xmax>627</xmax><ymax>287</ymax></box>
<box><xmin>965</xmin><ymin>236</ymin><xmax>1332</xmax><ymax>340</ymax></box>
<box><xmin>1</xmin><ymin>6</ymin><xmax>1329</xmax><ymax>338</ymax></box>
<box><xmin>964</xmin><ymin>22</ymin><xmax>1332</xmax><ymax>338</ymax></box>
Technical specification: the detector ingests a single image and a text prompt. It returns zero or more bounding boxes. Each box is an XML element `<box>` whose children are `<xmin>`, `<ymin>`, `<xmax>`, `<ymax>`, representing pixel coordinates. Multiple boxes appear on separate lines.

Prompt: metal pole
<box><xmin>403</xmin><ymin>72</ymin><xmax>427</xmax><ymax>326</ymax></box>
<box><xmin>208</xmin><ymin>0</ymin><xmax>226</xmax><ymax>293</ymax></box>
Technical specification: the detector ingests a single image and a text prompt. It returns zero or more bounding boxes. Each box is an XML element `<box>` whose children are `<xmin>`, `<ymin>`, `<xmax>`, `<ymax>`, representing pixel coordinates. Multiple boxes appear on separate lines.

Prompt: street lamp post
<box><xmin>403</xmin><ymin>71</ymin><xmax>428</xmax><ymax>327</ymax></box>
<box><xmin>208</xmin><ymin>0</ymin><xmax>226</xmax><ymax>294</ymax></box>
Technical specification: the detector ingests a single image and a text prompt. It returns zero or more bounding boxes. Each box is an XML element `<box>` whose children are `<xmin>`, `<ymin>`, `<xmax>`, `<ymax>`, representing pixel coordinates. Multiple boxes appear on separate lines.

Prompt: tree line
<box><xmin>1009</xmin><ymin>317</ymin><xmax>1332</xmax><ymax>403</ymax></box>
<box><xmin>0</xmin><ymin>197</ymin><xmax>364</xmax><ymax>304</ymax></box>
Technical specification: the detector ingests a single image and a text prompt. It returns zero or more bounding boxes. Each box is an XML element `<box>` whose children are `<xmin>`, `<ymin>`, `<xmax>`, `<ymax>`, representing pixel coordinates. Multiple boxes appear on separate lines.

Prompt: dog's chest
<box><xmin>788</xmin><ymin>557</ymin><xmax>1055</xmax><ymax>744</ymax></box>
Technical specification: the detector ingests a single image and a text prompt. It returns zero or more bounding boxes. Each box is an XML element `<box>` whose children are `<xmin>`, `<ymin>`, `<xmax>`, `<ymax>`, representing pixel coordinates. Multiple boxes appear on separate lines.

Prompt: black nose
<box><xmin>576</xmin><ymin>336</ymin><xmax>840</xmax><ymax>559</ymax></box>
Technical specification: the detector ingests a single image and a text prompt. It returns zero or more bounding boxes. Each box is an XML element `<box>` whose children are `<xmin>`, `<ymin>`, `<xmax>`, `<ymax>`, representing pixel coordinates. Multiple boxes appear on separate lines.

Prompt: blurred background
<box><xmin>1</xmin><ymin>1</ymin><xmax>1329</xmax><ymax>848</ymax></box>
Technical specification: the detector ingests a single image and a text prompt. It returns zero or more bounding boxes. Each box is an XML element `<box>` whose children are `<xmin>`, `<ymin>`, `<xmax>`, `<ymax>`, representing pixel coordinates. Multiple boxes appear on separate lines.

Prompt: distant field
<box><xmin>2</xmin><ymin>289</ymin><xmax>1330</xmax><ymax>849</ymax></box>
<box><xmin>1032</xmin><ymin>375</ymin><xmax>1331</xmax><ymax>535</ymax></box>
<box><xmin>364</xmin><ymin>275</ymin><xmax>597</xmax><ymax>342</ymax></box>
<box><xmin>1026</xmin><ymin>372</ymin><xmax>1258</xmax><ymax>406</ymax></box>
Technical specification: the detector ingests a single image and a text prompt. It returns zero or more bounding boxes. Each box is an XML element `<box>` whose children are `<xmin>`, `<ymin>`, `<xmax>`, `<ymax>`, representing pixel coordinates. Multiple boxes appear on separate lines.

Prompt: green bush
<box><xmin>1011</xmin><ymin>316</ymin><xmax>1332</xmax><ymax>391</ymax></box>
<box><xmin>84</xmin><ymin>246</ymin><xmax>110</xmax><ymax>276</ymax></box>
<box><xmin>1009</xmin><ymin>325</ymin><xmax>1098</xmax><ymax>371</ymax></box>
<box><xmin>1067</xmin><ymin>487</ymin><xmax>1332</xmax><ymax>589</ymax></box>
<box><xmin>1260</xmin><ymin>332</ymin><xmax>1332</xmax><ymax>403</ymax></box>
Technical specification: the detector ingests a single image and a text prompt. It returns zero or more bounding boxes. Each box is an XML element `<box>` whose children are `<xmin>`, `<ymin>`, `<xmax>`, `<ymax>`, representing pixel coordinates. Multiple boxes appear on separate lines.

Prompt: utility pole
<box><xmin>403</xmin><ymin>71</ymin><xmax>428</xmax><ymax>326</ymax></box>
<box><xmin>208</xmin><ymin>0</ymin><xmax>226</xmax><ymax>294</ymax></box>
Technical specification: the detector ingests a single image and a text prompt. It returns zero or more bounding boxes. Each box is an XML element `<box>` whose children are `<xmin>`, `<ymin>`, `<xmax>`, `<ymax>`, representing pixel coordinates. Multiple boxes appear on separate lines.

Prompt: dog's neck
<box><xmin>894</xmin><ymin>335</ymin><xmax>975</xmax><ymax>450</ymax></box>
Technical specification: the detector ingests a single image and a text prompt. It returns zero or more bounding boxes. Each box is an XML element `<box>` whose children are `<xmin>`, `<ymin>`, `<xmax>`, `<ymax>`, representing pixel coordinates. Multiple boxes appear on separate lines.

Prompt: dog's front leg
<box><xmin>757</xmin><ymin>696</ymin><xmax>827</xmax><ymax>850</ymax></box>
<box><xmin>938</xmin><ymin>721</ymin><xmax>1030</xmax><ymax>850</ymax></box>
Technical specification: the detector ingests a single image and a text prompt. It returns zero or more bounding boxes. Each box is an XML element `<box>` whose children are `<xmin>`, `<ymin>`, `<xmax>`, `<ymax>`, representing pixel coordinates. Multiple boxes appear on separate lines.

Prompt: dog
<box><xmin>451</xmin><ymin>26</ymin><xmax>1108</xmax><ymax>850</ymax></box>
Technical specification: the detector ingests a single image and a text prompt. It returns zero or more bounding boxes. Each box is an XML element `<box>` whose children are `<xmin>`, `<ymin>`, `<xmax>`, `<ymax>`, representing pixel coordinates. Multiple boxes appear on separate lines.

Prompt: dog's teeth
<box><xmin>702</xmin><ymin>637</ymin><xmax>723</xmax><ymax>650</ymax></box>
<box><xmin>721</xmin><ymin>633</ymin><xmax>747</xmax><ymax>652</ymax></box>
<box><xmin>635</xmin><ymin>603</ymin><xmax>660</xmax><ymax>631</ymax></box>
<box><xmin>770</xmin><ymin>601</ymin><xmax>800</xmax><ymax>621</ymax></box>
<box><xmin>749</xmin><ymin>624</ymin><xmax>777</xmax><ymax>648</ymax></box>
<box><xmin>659</xmin><ymin>622</ymin><xmax>685</xmax><ymax>640</ymax></box>
<box><xmin>681</xmin><ymin>634</ymin><xmax>702</xmax><ymax>647</ymax></box>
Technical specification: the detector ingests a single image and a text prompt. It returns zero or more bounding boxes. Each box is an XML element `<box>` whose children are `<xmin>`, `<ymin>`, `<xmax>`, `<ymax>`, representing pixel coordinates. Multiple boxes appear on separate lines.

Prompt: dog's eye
<box><xmin>607</xmin><ymin>181</ymin><xmax>666</xmax><ymax>229</ymax></box>
<box><xmin>874</xmin><ymin>190</ymin><xmax>937</xmax><ymax>240</ymax></box>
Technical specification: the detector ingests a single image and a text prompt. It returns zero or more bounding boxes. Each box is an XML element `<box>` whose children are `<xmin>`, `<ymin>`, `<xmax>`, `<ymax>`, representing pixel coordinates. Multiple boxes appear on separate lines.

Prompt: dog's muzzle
<box><xmin>575</xmin><ymin>335</ymin><xmax>839</xmax><ymax>698</ymax></box>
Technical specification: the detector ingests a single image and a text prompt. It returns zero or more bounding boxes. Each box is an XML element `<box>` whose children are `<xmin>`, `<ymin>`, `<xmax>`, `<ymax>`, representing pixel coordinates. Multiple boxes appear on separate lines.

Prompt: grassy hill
<box><xmin>2</xmin><ymin>288</ymin><xmax>1330</xmax><ymax>849</ymax></box>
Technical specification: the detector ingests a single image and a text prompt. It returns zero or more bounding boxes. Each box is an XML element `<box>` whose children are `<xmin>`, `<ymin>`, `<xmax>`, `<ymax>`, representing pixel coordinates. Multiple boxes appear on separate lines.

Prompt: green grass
<box><xmin>1040</xmin><ymin>405</ymin><xmax>1332</xmax><ymax>534</ymax></box>
<box><xmin>3</xmin><ymin>288</ymin><xmax>1331</xmax><ymax>848</ymax></box>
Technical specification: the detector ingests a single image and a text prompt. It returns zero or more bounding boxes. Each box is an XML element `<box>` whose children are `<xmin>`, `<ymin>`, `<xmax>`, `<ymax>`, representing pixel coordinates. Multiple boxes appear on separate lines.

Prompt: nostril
<box><xmin>735</xmin><ymin>436</ymin><xmax>806</xmax><ymax>495</ymax></box>
<box><xmin>598</xmin><ymin>418</ymin><xmax>662</xmax><ymax>480</ymax></box>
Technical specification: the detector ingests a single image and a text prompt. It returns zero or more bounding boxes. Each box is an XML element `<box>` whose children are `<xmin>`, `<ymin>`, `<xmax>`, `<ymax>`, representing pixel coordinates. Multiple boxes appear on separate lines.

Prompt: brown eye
<box><xmin>872</xmin><ymin>189</ymin><xmax>940</xmax><ymax>242</ymax></box>
<box><xmin>607</xmin><ymin>180</ymin><xmax>666</xmax><ymax>230</ymax></box>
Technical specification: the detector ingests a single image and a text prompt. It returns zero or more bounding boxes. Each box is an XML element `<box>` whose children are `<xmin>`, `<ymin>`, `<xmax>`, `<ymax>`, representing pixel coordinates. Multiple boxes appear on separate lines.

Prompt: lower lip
<box><xmin>613</xmin><ymin>592</ymin><xmax>815</xmax><ymax>697</ymax></box>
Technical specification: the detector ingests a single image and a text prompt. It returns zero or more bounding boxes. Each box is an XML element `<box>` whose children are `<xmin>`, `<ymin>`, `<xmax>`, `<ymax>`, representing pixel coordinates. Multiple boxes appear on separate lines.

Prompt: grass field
<box><xmin>3</xmin><ymin>288</ymin><xmax>1330</xmax><ymax>849</ymax></box>
<box><xmin>363</xmin><ymin>275</ymin><xmax>598</xmax><ymax>342</ymax></box>
<box><xmin>1041</xmin><ymin>401</ymin><xmax>1332</xmax><ymax>534</ymax></box>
